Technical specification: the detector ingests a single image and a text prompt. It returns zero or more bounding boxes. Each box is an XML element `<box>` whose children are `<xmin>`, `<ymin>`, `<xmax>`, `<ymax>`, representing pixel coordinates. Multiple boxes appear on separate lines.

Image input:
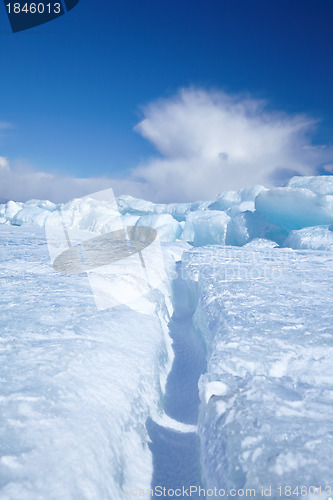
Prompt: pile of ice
<box><xmin>183</xmin><ymin>245</ymin><xmax>333</xmax><ymax>495</ymax></box>
<box><xmin>1</xmin><ymin>175</ymin><xmax>333</xmax><ymax>250</ymax></box>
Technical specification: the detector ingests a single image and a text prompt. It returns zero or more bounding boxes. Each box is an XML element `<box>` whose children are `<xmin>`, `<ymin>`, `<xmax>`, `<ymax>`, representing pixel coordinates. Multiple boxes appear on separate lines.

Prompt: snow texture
<box><xmin>0</xmin><ymin>226</ymin><xmax>174</xmax><ymax>500</ymax></box>
<box><xmin>183</xmin><ymin>245</ymin><xmax>333</xmax><ymax>497</ymax></box>
<box><xmin>1</xmin><ymin>175</ymin><xmax>333</xmax><ymax>499</ymax></box>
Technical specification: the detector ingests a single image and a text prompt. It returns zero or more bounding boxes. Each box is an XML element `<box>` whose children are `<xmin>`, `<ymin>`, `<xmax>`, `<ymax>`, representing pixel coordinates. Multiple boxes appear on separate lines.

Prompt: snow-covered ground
<box><xmin>183</xmin><ymin>245</ymin><xmax>333</xmax><ymax>498</ymax></box>
<box><xmin>0</xmin><ymin>225</ymin><xmax>175</xmax><ymax>500</ymax></box>
<box><xmin>0</xmin><ymin>176</ymin><xmax>333</xmax><ymax>499</ymax></box>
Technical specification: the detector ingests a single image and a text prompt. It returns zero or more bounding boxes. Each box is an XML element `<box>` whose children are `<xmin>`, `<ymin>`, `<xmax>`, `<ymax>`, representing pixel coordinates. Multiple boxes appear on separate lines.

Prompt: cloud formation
<box><xmin>132</xmin><ymin>88</ymin><xmax>333</xmax><ymax>201</ymax></box>
<box><xmin>0</xmin><ymin>158</ymin><xmax>152</xmax><ymax>203</ymax></box>
<box><xmin>0</xmin><ymin>88</ymin><xmax>332</xmax><ymax>203</ymax></box>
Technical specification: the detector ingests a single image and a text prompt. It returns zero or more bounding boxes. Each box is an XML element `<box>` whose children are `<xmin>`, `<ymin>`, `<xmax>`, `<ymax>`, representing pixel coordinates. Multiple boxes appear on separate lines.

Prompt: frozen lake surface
<box><xmin>1</xmin><ymin>175</ymin><xmax>333</xmax><ymax>499</ymax></box>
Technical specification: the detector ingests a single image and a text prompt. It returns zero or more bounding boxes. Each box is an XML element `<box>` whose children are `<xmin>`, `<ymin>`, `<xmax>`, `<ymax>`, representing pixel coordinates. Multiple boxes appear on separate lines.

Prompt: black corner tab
<box><xmin>63</xmin><ymin>0</ymin><xmax>79</xmax><ymax>12</ymax></box>
<box><xmin>3</xmin><ymin>0</ymin><xmax>80</xmax><ymax>33</ymax></box>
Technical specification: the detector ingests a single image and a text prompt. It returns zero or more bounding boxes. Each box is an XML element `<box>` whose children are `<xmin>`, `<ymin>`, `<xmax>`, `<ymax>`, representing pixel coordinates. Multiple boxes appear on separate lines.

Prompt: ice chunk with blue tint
<box><xmin>226</xmin><ymin>211</ymin><xmax>286</xmax><ymax>246</ymax></box>
<box><xmin>284</xmin><ymin>225</ymin><xmax>333</xmax><ymax>251</ymax></box>
<box><xmin>287</xmin><ymin>175</ymin><xmax>333</xmax><ymax>195</ymax></box>
<box><xmin>12</xmin><ymin>205</ymin><xmax>53</xmax><ymax>227</ymax></box>
<box><xmin>135</xmin><ymin>213</ymin><xmax>182</xmax><ymax>241</ymax></box>
<box><xmin>226</xmin><ymin>201</ymin><xmax>255</xmax><ymax>217</ymax></box>
<box><xmin>209</xmin><ymin>185</ymin><xmax>266</xmax><ymax>211</ymax></box>
<box><xmin>117</xmin><ymin>194</ymin><xmax>166</xmax><ymax>216</ymax></box>
<box><xmin>0</xmin><ymin>201</ymin><xmax>23</xmax><ymax>223</ymax></box>
<box><xmin>255</xmin><ymin>187</ymin><xmax>333</xmax><ymax>231</ymax></box>
<box><xmin>117</xmin><ymin>195</ymin><xmax>193</xmax><ymax>222</ymax></box>
<box><xmin>182</xmin><ymin>210</ymin><xmax>230</xmax><ymax>246</ymax></box>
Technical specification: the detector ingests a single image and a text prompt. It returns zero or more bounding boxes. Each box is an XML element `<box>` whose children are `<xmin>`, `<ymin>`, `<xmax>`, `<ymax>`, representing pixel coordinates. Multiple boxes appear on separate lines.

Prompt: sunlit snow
<box><xmin>0</xmin><ymin>175</ymin><xmax>332</xmax><ymax>499</ymax></box>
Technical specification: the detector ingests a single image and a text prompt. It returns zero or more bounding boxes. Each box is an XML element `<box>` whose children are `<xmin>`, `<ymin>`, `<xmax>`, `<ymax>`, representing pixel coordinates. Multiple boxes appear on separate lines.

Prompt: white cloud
<box><xmin>0</xmin><ymin>156</ymin><xmax>10</xmax><ymax>171</ymax></box>
<box><xmin>132</xmin><ymin>88</ymin><xmax>333</xmax><ymax>201</ymax></box>
<box><xmin>323</xmin><ymin>163</ymin><xmax>333</xmax><ymax>174</ymax></box>
<box><xmin>0</xmin><ymin>88</ymin><xmax>332</xmax><ymax>203</ymax></box>
<box><xmin>0</xmin><ymin>159</ymin><xmax>152</xmax><ymax>203</ymax></box>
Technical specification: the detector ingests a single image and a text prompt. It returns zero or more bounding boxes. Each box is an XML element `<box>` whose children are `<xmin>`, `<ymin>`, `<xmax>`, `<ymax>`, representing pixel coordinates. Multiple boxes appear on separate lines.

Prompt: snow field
<box><xmin>182</xmin><ymin>246</ymin><xmax>333</xmax><ymax>497</ymax></box>
<box><xmin>0</xmin><ymin>226</ymin><xmax>175</xmax><ymax>500</ymax></box>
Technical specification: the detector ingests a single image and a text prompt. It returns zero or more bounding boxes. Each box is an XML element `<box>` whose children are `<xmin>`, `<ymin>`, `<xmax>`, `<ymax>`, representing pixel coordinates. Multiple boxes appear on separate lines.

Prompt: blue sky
<box><xmin>0</xmin><ymin>0</ymin><xmax>332</xmax><ymax>202</ymax></box>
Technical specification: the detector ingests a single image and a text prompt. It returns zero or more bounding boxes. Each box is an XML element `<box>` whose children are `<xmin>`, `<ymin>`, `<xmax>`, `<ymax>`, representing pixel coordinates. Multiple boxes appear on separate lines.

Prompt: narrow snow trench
<box><xmin>146</xmin><ymin>261</ymin><xmax>207</xmax><ymax>496</ymax></box>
